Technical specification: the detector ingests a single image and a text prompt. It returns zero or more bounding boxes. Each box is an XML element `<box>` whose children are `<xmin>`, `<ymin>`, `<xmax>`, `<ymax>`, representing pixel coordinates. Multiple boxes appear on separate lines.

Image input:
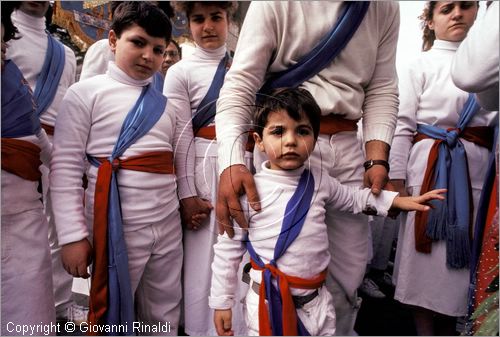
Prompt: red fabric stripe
<box><xmin>1</xmin><ymin>138</ymin><xmax>42</xmax><ymax>181</ymax></box>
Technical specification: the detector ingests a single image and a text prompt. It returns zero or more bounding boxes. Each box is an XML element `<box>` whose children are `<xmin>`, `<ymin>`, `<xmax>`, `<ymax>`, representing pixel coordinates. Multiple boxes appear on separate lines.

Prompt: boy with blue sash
<box><xmin>1</xmin><ymin>3</ymin><xmax>56</xmax><ymax>334</ymax></box>
<box><xmin>7</xmin><ymin>1</ymin><xmax>79</xmax><ymax>323</ymax></box>
<box><xmin>50</xmin><ymin>3</ymin><xmax>182</xmax><ymax>335</ymax></box>
<box><xmin>210</xmin><ymin>88</ymin><xmax>446</xmax><ymax>336</ymax></box>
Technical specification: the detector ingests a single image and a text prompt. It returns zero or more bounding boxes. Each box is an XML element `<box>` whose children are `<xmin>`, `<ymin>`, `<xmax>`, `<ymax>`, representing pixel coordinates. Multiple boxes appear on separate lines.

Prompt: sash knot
<box><xmin>446</xmin><ymin>128</ymin><xmax>460</xmax><ymax>148</ymax></box>
<box><xmin>111</xmin><ymin>158</ymin><xmax>121</xmax><ymax>172</ymax></box>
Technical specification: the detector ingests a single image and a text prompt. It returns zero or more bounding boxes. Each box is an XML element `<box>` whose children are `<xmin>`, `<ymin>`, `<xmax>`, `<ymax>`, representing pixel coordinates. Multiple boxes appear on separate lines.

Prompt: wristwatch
<box><xmin>363</xmin><ymin>159</ymin><xmax>390</xmax><ymax>172</ymax></box>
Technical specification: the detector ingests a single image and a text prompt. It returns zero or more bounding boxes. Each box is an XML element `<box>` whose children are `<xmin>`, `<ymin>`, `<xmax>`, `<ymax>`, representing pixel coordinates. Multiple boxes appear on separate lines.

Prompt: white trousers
<box><xmin>243</xmin><ymin>284</ymin><xmax>336</xmax><ymax>336</ymax></box>
<box><xmin>2</xmin><ymin>209</ymin><xmax>56</xmax><ymax>335</ymax></box>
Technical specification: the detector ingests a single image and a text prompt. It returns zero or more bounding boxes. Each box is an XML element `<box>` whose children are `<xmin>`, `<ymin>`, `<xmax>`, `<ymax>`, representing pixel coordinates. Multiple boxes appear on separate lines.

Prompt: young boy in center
<box><xmin>209</xmin><ymin>88</ymin><xmax>446</xmax><ymax>336</ymax></box>
<box><xmin>50</xmin><ymin>2</ymin><xmax>183</xmax><ymax>334</ymax></box>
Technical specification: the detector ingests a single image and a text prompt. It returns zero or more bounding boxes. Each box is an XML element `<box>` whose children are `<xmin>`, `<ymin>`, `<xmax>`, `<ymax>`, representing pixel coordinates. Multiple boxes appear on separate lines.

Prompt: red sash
<box><xmin>1</xmin><ymin>138</ymin><xmax>42</xmax><ymax>181</ymax></box>
<box><xmin>88</xmin><ymin>151</ymin><xmax>174</xmax><ymax>328</ymax></box>
<box><xmin>413</xmin><ymin>126</ymin><xmax>494</xmax><ymax>253</ymax></box>
<box><xmin>194</xmin><ymin>125</ymin><xmax>255</xmax><ymax>152</ymax></box>
<box><xmin>250</xmin><ymin>259</ymin><xmax>326</xmax><ymax>336</ymax></box>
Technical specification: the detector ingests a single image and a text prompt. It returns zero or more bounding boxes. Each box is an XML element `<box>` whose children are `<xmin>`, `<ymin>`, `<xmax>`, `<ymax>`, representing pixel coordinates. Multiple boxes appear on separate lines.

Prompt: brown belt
<box><xmin>319</xmin><ymin>114</ymin><xmax>358</xmax><ymax>135</ymax></box>
<box><xmin>194</xmin><ymin>125</ymin><xmax>255</xmax><ymax>152</ymax></box>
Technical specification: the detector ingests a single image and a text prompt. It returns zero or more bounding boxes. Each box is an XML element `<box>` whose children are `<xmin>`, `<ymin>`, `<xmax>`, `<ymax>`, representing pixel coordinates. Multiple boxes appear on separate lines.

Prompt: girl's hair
<box><xmin>111</xmin><ymin>1</ymin><xmax>172</xmax><ymax>42</ymax></box>
<box><xmin>255</xmin><ymin>88</ymin><xmax>321</xmax><ymax>140</ymax></box>
<box><xmin>419</xmin><ymin>1</ymin><xmax>478</xmax><ymax>51</ymax></box>
<box><xmin>174</xmin><ymin>1</ymin><xmax>238</xmax><ymax>21</ymax></box>
<box><xmin>1</xmin><ymin>1</ymin><xmax>21</xmax><ymax>42</ymax></box>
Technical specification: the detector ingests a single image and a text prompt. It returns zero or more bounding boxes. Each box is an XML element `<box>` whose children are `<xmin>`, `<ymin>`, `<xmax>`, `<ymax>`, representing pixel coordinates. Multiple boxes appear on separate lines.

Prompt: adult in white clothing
<box><xmin>389</xmin><ymin>2</ymin><xmax>497</xmax><ymax>335</ymax></box>
<box><xmin>7</xmin><ymin>1</ymin><xmax>78</xmax><ymax>322</ymax></box>
<box><xmin>164</xmin><ymin>2</ymin><xmax>248</xmax><ymax>335</ymax></box>
<box><xmin>215</xmin><ymin>2</ymin><xmax>400</xmax><ymax>334</ymax></box>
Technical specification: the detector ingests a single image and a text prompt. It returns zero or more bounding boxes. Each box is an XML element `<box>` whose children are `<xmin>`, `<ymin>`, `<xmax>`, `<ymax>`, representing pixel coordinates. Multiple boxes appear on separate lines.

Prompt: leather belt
<box><xmin>319</xmin><ymin>114</ymin><xmax>358</xmax><ymax>135</ymax></box>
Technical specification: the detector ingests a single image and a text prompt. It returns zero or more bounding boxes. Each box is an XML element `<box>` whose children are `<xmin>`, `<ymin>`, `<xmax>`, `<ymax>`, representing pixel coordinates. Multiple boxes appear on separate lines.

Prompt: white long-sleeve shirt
<box><xmin>451</xmin><ymin>2</ymin><xmax>499</xmax><ymax>111</ymax></box>
<box><xmin>209</xmin><ymin>162</ymin><xmax>397</xmax><ymax>309</ymax></box>
<box><xmin>79</xmin><ymin>39</ymin><xmax>114</xmax><ymax>80</ymax></box>
<box><xmin>7</xmin><ymin>10</ymin><xmax>76</xmax><ymax>128</ymax></box>
<box><xmin>215</xmin><ymin>1</ymin><xmax>400</xmax><ymax>174</ymax></box>
<box><xmin>163</xmin><ymin>45</ymin><xmax>227</xmax><ymax>199</ymax></box>
<box><xmin>50</xmin><ymin>62</ymin><xmax>179</xmax><ymax>245</ymax></box>
<box><xmin>390</xmin><ymin>40</ymin><xmax>498</xmax><ymax>185</ymax></box>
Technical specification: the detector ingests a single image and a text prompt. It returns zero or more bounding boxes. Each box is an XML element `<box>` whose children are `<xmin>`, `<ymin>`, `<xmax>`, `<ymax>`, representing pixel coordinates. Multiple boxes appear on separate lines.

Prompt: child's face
<box><xmin>254</xmin><ymin>109</ymin><xmax>316</xmax><ymax>171</ymax></box>
<box><xmin>188</xmin><ymin>3</ymin><xmax>229</xmax><ymax>50</ymax></box>
<box><xmin>109</xmin><ymin>23</ymin><xmax>166</xmax><ymax>81</ymax></box>
<box><xmin>428</xmin><ymin>1</ymin><xmax>477</xmax><ymax>42</ymax></box>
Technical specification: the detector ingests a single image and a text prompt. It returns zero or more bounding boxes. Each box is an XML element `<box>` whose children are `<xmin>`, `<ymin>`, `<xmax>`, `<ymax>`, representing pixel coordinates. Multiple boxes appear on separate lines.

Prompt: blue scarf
<box><xmin>192</xmin><ymin>53</ymin><xmax>230</xmax><ymax>133</ymax></box>
<box><xmin>416</xmin><ymin>94</ymin><xmax>480</xmax><ymax>268</ymax></box>
<box><xmin>87</xmin><ymin>84</ymin><xmax>167</xmax><ymax>335</ymax></box>
<box><xmin>1</xmin><ymin>60</ymin><xmax>40</xmax><ymax>138</ymax></box>
<box><xmin>152</xmin><ymin>72</ymin><xmax>164</xmax><ymax>92</ymax></box>
<box><xmin>33</xmin><ymin>33</ymin><xmax>65</xmax><ymax>117</ymax></box>
<box><xmin>259</xmin><ymin>2</ymin><xmax>370</xmax><ymax>93</ymax></box>
<box><xmin>246</xmin><ymin>169</ymin><xmax>315</xmax><ymax>335</ymax></box>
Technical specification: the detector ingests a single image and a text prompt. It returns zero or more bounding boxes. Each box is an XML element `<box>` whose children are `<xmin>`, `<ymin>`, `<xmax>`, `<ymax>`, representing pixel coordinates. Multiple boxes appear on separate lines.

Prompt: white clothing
<box><xmin>2</xmin><ymin>132</ymin><xmax>55</xmax><ymax>334</ymax></box>
<box><xmin>214</xmin><ymin>3</ymin><xmax>400</xmax><ymax>334</ymax></box>
<box><xmin>244</xmin><ymin>284</ymin><xmax>336</xmax><ymax>336</ymax></box>
<box><xmin>210</xmin><ymin>161</ymin><xmax>396</xmax><ymax>308</ymax></box>
<box><xmin>79</xmin><ymin>39</ymin><xmax>114</xmax><ymax>81</ymax></box>
<box><xmin>164</xmin><ymin>45</ymin><xmax>248</xmax><ymax>336</ymax></box>
<box><xmin>216</xmin><ymin>1</ymin><xmax>399</xmax><ymax>173</ymax></box>
<box><xmin>390</xmin><ymin>40</ymin><xmax>497</xmax><ymax>316</ymax></box>
<box><xmin>451</xmin><ymin>2</ymin><xmax>499</xmax><ymax>111</ymax></box>
<box><xmin>50</xmin><ymin>61</ymin><xmax>183</xmax><ymax>329</ymax></box>
<box><xmin>8</xmin><ymin>10</ymin><xmax>76</xmax><ymax>127</ymax></box>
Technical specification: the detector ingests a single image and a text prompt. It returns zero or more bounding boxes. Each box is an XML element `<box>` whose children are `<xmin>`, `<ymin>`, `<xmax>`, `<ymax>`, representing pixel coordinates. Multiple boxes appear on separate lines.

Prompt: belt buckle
<box><xmin>292</xmin><ymin>289</ymin><xmax>319</xmax><ymax>309</ymax></box>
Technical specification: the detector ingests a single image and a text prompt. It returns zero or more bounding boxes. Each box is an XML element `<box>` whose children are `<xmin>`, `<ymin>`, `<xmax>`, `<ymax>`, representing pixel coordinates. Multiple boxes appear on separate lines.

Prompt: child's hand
<box><xmin>61</xmin><ymin>239</ymin><xmax>92</xmax><ymax>278</ymax></box>
<box><xmin>392</xmin><ymin>188</ymin><xmax>447</xmax><ymax>212</ymax></box>
<box><xmin>214</xmin><ymin>309</ymin><xmax>233</xmax><ymax>336</ymax></box>
<box><xmin>180</xmin><ymin>196</ymin><xmax>213</xmax><ymax>230</ymax></box>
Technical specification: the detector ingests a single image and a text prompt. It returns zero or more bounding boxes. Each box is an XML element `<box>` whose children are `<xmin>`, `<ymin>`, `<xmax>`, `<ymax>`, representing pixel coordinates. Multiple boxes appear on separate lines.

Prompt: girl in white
<box><xmin>163</xmin><ymin>2</ymin><xmax>248</xmax><ymax>335</ymax></box>
<box><xmin>389</xmin><ymin>2</ymin><xmax>497</xmax><ymax>335</ymax></box>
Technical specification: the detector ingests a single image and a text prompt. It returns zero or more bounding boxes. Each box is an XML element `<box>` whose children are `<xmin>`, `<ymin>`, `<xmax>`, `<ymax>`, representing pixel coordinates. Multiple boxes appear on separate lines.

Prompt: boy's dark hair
<box><xmin>111</xmin><ymin>1</ymin><xmax>172</xmax><ymax>43</ymax></box>
<box><xmin>174</xmin><ymin>1</ymin><xmax>238</xmax><ymax>20</ymax></box>
<box><xmin>255</xmin><ymin>88</ymin><xmax>321</xmax><ymax>139</ymax></box>
<box><xmin>1</xmin><ymin>2</ymin><xmax>21</xmax><ymax>42</ymax></box>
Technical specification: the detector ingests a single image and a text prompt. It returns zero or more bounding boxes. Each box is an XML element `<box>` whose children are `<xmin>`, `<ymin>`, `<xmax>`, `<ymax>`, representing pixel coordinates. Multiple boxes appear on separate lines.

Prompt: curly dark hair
<box><xmin>1</xmin><ymin>1</ymin><xmax>21</xmax><ymax>42</ymax></box>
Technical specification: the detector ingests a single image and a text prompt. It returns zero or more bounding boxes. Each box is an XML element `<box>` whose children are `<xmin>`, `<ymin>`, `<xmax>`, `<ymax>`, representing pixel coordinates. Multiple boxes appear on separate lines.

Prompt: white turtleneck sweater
<box><xmin>215</xmin><ymin>2</ymin><xmax>400</xmax><ymax>173</ymax></box>
<box><xmin>50</xmin><ymin>62</ymin><xmax>180</xmax><ymax>245</ymax></box>
<box><xmin>163</xmin><ymin>45</ymin><xmax>227</xmax><ymax>199</ymax></box>
<box><xmin>7</xmin><ymin>10</ymin><xmax>76</xmax><ymax>128</ymax></box>
<box><xmin>209</xmin><ymin>161</ymin><xmax>397</xmax><ymax>309</ymax></box>
<box><xmin>390</xmin><ymin>40</ymin><xmax>498</xmax><ymax>187</ymax></box>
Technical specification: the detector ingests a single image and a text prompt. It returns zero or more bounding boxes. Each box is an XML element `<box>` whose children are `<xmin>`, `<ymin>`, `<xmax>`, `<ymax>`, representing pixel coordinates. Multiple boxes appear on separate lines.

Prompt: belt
<box><xmin>319</xmin><ymin>114</ymin><xmax>358</xmax><ymax>135</ymax></box>
<box><xmin>194</xmin><ymin>125</ymin><xmax>255</xmax><ymax>152</ymax></box>
<box><xmin>242</xmin><ymin>264</ymin><xmax>319</xmax><ymax>309</ymax></box>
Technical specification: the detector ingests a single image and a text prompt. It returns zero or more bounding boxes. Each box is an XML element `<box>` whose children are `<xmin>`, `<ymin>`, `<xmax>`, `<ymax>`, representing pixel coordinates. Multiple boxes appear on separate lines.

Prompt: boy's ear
<box><xmin>108</xmin><ymin>30</ymin><xmax>117</xmax><ymax>53</ymax></box>
<box><xmin>253</xmin><ymin>132</ymin><xmax>265</xmax><ymax>153</ymax></box>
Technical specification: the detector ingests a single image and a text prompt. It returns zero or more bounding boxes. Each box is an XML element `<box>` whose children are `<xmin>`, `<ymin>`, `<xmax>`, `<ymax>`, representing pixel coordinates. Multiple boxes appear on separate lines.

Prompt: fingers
<box><xmin>364</xmin><ymin>166</ymin><xmax>389</xmax><ymax>196</ymax></box>
<box><xmin>216</xmin><ymin>197</ymin><xmax>234</xmax><ymax>238</ymax></box>
<box><xmin>243</xmin><ymin>176</ymin><xmax>261</xmax><ymax>212</ymax></box>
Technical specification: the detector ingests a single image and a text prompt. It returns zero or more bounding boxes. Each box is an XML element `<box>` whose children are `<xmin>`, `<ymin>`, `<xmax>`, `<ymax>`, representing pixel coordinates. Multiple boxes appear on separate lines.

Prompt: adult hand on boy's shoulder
<box><xmin>216</xmin><ymin>164</ymin><xmax>260</xmax><ymax>238</ymax></box>
<box><xmin>61</xmin><ymin>239</ymin><xmax>92</xmax><ymax>278</ymax></box>
<box><xmin>214</xmin><ymin>309</ymin><xmax>234</xmax><ymax>336</ymax></box>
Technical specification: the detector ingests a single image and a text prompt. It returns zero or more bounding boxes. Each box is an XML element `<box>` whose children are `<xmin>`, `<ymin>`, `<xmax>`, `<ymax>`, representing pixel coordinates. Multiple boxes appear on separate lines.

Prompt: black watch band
<box><xmin>363</xmin><ymin>159</ymin><xmax>390</xmax><ymax>172</ymax></box>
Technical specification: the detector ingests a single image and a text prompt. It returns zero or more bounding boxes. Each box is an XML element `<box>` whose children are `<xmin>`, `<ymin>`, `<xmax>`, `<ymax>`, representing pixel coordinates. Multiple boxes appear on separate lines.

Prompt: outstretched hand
<box><xmin>216</xmin><ymin>164</ymin><xmax>260</xmax><ymax>238</ymax></box>
<box><xmin>392</xmin><ymin>188</ymin><xmax>447</xmax><ymax>212</ymax></box>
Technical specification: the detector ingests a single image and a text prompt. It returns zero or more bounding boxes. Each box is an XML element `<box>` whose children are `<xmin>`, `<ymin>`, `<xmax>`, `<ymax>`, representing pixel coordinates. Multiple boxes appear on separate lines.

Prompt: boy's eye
<box><xmin>132</xmin><ymin>39</ymin><xmax>145</xmax><ymax>47</ymax></box>
<box><xmin>270</xmin><ymin>126</ymin><xmax>283</xmax><ymax>135</ymax></box>
<box><xmin>154</xmin><ymin>47</ymin><xmax>165</xmax><ymax>55</ymax></box>
<box><xmin>191</xmin><ymin>16</ymin><xmax>205</xmax><ymax>24</ymax></box>
<box><xmin>211</xmin><ymin>15</ymin><xmax>223</xmax><ymax>22</ymax></box>
<box><xmin>297</xmin><ymin>128</ymin><xmax>311</xmax><ymax>136</ymax></box>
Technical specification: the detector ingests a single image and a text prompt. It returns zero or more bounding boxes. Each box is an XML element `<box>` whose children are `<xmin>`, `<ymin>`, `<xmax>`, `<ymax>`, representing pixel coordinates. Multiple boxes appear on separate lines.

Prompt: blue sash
<box><xmin>33</xmin><ymin>33</ymin><xmax>66</xmax><ymax>117</ymax></box>
<box><xmin>192</xmin><ymin>53</ymin><xmax>230</xmax><ymax>133</ymax></box>
<box><xmin>416</xmin><ymin>94</ymin><xmax>480</xmax><ymax>268</ymax></box>
<box><xmin>260</xmin><ymin>2</ymin><xmax>370</xmax><ymax>93</ymax></box>
<box><xmin>88</xmin><ymin>84</ymin><xmax>167</xmax><ymax>335</ymax></box>
<box><xmin>246</xmin><ymin>169</ymin><xmax>315</xmax><ymax>336</ymax></box>
<box><xmin>1</xmin><ymin>60</ymin><xmax>40</xmax><ymax>138</ymax></box>
<box><xmin>152</xmin><ymin>72</ymin><xmax>164</xmax><ymax>92</ymax></box>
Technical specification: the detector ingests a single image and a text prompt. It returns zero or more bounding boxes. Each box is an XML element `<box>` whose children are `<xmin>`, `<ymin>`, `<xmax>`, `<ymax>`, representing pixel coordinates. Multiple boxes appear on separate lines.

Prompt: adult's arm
<box><xmin>215</xmin><ymin>2</ymin><xmax>277</xmax><ymax>235</ymax></box>
<box><xmin>361</xmin><ymin>3</ymin><xmax>400</xmax><ymax>194</ymax></box>
<box><xmin>451</xmin><ymin>2</ymin><xmax>499</xmax><ymax>111</ymax></box>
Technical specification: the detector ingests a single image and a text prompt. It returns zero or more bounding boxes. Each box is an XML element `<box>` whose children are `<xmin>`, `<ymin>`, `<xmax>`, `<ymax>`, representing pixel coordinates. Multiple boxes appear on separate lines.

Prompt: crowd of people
<box><xmin>1</xmin><ymin>1</ymin><xmax>498</xmax><ymax>336</ymax></box>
